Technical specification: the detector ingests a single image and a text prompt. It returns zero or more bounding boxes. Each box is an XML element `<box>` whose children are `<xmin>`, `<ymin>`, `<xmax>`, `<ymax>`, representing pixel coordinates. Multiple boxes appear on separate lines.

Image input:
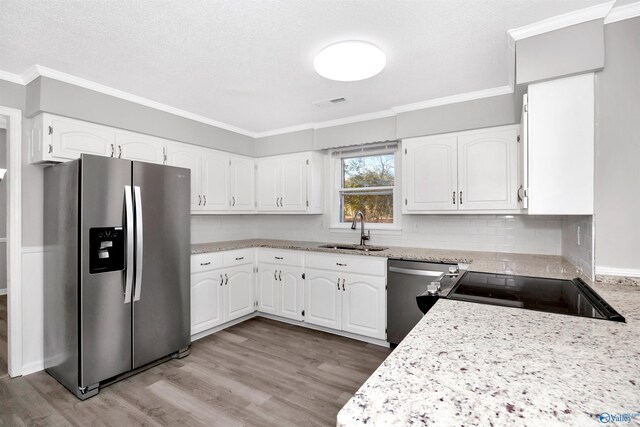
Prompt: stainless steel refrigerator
<box><xmin>43</xmin><ymin>154</ymin><xmax>191</xmax><ymax>400</ymax></box>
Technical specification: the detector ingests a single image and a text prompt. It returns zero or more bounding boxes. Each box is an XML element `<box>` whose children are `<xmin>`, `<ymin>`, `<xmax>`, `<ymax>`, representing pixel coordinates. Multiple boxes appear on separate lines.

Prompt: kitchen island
<box><xmin>337</xmin><ymin>279</ymin><xmax>640</xmax><ymax>426</ymax></box>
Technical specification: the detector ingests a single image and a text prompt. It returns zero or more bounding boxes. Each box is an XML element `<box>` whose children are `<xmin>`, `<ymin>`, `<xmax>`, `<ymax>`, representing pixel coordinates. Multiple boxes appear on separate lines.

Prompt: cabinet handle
<box><xmin>224</xmin><ymin>273</ymin><xmax>228</xmax><ymax>285</ymax></box>
<box><xmin>110</xmin><ymin>144</ymin><xmax>115</xmax><ymax>157</ymax></box>
<box><xmin>235</xmin><ymin>256</ymin><xmax>244</xmax><ymax>261</ymax></box>
<box><xmin>200</xmin><ymin>262</ymin><xmax>211</xmax><ymax>266</ymax></box>
<box><xmin>459</xmin><ymin>191</ymin><xmax>463</xmax><ymax>205</ymax></box>
<box><xmin>452</xmin><ymin>191</ymin><xmax>456</xmax><ymax>205</ymax></box>
<box><xmin>336</xmin><ymin>262</ymin><xmax>347</xmax><ymax>267</ymax></box>
<box><xmin>342</xmin><ymin>278</ymin><xmax>345</xmax><ymax>291</ymax></box>
<box><xmin>232</xmin><ymin>196</ymin><xmax>235</xmax><ymax>206</ymax></box>
<box><xmin>336</xmin><ymin>278</ymin><xmax>340</xmax><ymax>290</ymax></box>
<box><xmin>220</xmin><ymin>274</ymin><xmax>224</xmax><ymax>286</ymax></box>
<box><xmin>278</xmin><ymin>271</ymin><xmax>282</xmax><ymax>281</ymax></box>
<box><xmin>274</xmin><ymin>270</ymin><xmax>278</xmax><ymax>280</ymax></box>
<box><xmin>198</xmin><ymin>195</ymin><xmax>202</xmax><ymax>206</ymax></box>
<box><xmin>203</xmin><ymin>195</ymin><xmax>207</xmax><ymax>206</ymax></box>
<box><xmin>275</xmin><ymin>256</ymin><xmax>284</xmax><ymax>260</ymax></box>
<box><xmin>517</xmin><ymin>185</ymin><xmax>524</xmax><ymax>202</ymax></box>
<box><xmin>280</xmin><ymin>197</ymin><xmax>283</xmax><ymax>207</ymax></box>
<box><xmin>118</xmin><ymin>145</ymin><xmax>122</xmax><ymax>158</ymax></box>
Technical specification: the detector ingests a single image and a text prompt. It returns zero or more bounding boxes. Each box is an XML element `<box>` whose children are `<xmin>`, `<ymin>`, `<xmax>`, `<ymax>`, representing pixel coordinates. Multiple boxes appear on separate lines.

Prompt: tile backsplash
<box><xmin>561</xmin><ymin>215</ymin><xmax>594</xmax><ymax>278</ymax></box>
<box><xmin>193</xmin><ymin>214</ymin><xmax>565</xmax><ymax>255</ymax></box>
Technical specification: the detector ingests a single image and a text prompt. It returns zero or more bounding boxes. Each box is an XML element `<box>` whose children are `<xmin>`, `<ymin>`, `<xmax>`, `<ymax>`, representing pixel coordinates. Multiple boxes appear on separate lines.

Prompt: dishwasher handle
<box><xmin>388</xmin><ymin>266</ymin><xmax>446</xmax><ymax>278</ymax></box>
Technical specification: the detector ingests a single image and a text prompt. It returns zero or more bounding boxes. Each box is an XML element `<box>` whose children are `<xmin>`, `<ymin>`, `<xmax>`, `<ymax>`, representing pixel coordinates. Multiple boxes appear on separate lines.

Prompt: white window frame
<box><xmin>330</xmin><ymin>146</ymin><xmax>401</xmax><ymax>232</ymax></box>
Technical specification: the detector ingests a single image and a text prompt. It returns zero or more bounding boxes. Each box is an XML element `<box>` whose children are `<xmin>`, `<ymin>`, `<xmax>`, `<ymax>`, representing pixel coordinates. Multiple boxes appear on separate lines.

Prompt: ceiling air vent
<box><xmin>312</xmin><ymin>97</ymin><xmax>348</xmax><ymax>108</ymax></box>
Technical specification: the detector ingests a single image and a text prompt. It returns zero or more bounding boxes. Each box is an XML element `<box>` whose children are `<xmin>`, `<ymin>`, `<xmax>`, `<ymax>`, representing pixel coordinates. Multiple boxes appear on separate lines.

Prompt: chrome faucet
<box><xmin>351</xmin><ymin>211</ymin><xmax>370</xmax><ymax>246</ymax></box>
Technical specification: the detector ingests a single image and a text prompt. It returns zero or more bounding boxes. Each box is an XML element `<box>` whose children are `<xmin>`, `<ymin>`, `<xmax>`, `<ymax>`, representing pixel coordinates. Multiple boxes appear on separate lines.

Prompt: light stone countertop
<box><xmin>337</xmin><ymin>280</ymin><xmax>640</xmax><ymax>426</ymax></box>
<box><xmin>191</xmin><ymin>239</ymin><xmax>586</xmax><ymax>281</ymax></box>
<box><xmin>192</xmin><ymin>239</ymin><xmax>639</xmax><ymax>426</ymax></box>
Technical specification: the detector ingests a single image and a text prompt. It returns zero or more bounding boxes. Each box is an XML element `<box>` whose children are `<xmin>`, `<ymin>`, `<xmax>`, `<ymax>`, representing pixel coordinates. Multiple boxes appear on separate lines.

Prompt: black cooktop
<box><xmin>418</xmin><ymin>271</ymin><xmax>625</xmax><ymax>322</ymax></box>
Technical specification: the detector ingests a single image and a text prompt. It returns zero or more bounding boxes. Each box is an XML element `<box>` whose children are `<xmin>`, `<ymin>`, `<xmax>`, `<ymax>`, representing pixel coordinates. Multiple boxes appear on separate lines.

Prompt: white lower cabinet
<box><xmin>305</xmin><ymin>268</ymin><xmax>342</xmax><ymax>330</ymax></box>
<box><xmin>191</xmin><ymin>268</ymin><xmax>224</xmax><ymax>335</ymax></box>
<box><xmin>226</xmin><ymin>264</ymin><xmax>255</xmax><ymax>321</ymax></box>
<box><xmin>190</xmin><ymin>250</ymin><xmax>256</xmax><ymax>335</ymax></box>
<box><xmin>257</xmin><ymin>264</ymin><xmax>278</xmax><ymax>315</ymax></box>
<box><xmin>304</xmin><ymin>253</ymin><xmax>387</xmax><ymax>340</ymax></box>
<box><xmin>258</xmin><ymin>257</ymin><xmax>304</xmax><ymax>321</ymax></box>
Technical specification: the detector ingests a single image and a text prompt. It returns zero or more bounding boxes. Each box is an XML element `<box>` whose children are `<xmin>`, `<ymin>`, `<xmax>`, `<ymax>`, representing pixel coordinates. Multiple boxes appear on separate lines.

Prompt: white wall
<box><xmin>0</xmin><ymin>128</ymin><xmax>6</xmax><ymax>293</ymax></box>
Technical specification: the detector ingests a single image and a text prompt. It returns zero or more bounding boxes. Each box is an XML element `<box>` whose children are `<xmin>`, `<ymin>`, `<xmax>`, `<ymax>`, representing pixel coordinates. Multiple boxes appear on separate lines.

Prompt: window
<box><xmin>332</xmin><ymin>146</ymin><xmax>400</xmax><ymax>230</ymax></box>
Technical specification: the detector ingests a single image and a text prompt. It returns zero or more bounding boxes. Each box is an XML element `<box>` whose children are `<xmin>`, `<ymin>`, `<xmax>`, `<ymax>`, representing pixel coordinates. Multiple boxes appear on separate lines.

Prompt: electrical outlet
<box><xmin>577</xmin><ymin>226</ymin><xmax>581</xmax><ymax>246</ymax></box>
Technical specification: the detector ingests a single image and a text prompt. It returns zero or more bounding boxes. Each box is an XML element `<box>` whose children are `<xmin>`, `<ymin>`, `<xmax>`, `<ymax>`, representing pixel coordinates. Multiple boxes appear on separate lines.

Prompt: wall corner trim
<box><xmin>507</xmin><ymin>1</ymin><xmax>614</xmax><ymax>42</ymax></box>
<box><xmin>604</xmin><ymin>1</ymin><xmax>640</xmax><ymax>24</ymax></box>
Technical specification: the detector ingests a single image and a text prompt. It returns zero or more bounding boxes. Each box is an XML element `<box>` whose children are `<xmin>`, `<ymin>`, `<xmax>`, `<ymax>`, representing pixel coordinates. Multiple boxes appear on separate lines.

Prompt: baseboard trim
<box><xmin>191</xmin><ymin>312</ymin><xmax>258</xmax><ymax>342</ymax></box>
<box><xmin>22</xmin><ymin>360</ymin><xmax>45</xmax><ymax>376</ymax></box>
<box><xmin>595</xmin><ymin>267</ymin><xmax>640</xmax><ymax>278</ymax></box>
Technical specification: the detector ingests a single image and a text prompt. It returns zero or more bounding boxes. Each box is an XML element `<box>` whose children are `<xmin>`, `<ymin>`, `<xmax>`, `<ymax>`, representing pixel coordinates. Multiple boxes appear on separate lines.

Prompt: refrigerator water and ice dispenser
<box><xmin>89</xmin><ymin>227</ymin><xmax>126</xmax><ymax>273</ymax></box>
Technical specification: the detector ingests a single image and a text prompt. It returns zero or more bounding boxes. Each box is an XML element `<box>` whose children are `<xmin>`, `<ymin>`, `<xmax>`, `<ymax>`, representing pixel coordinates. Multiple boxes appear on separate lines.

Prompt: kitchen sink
<box><xmin>318</xmin><ymin>244</ymin><xmax>388</xmax><ymax>252</ymax></box>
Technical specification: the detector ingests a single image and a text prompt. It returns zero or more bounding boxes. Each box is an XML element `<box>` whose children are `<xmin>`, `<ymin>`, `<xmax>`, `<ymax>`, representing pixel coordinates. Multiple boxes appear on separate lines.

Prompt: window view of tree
<box><xmin>341</xmin><ymin>154</ymin><xmax>395</xmax><ymax>224</ymax></box>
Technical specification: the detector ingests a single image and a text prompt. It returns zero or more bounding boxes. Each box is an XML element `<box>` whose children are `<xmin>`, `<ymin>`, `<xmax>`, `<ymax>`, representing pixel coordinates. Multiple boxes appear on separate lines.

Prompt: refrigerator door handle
<box><xmin>124</xmin><ymin>186</ymin><xmax>135</xmax><ymax>303</ymax></box>
<box><xmin>133</xmin><ymin>186</ymin><xmax>144</xmax><ymax>302</ymax></box>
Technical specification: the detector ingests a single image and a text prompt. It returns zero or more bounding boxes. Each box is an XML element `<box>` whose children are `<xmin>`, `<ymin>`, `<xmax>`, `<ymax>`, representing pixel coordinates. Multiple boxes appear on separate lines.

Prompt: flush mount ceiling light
<box><xmin>314</xmin><ymin>41</ymin><xmax>386</xmax><ymax>82</ymax></box>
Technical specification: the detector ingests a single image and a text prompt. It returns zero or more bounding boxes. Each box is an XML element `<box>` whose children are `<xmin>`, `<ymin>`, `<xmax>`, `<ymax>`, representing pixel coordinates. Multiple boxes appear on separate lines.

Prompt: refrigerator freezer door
<box><xmin>80</xmin><ymin>155</ymin><xmax>133</xmax><ymax>387</ymax></box>
<box><xmin>132</xmin><ymin>161</ymin><xmax>191</xmax><ymax>369</ymax></box>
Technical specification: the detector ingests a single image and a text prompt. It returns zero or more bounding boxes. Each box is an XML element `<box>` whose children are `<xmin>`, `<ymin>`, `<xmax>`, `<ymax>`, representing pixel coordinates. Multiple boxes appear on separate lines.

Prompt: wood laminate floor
<box><xmin>0</xmin><ymin>317</ymin><xmax>390</xmax><ymax>426</ymax></box>
<box><xmin>0</xmin><ymin>294</ymin><xmax>7</xmax><ymax>379</ymax></box>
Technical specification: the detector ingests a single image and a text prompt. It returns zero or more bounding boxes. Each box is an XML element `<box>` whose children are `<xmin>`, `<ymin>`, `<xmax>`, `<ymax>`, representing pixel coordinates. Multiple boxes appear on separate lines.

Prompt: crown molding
<box><xmin>0</xmin><ymin>69</ymin><xmax>23</xmax><ymax>85</ymax></box>
<box><xmin>508</xmin><ymin>0</ymin><xmax>614</xmax><ymax>42</ymax></box>
<box><xmin>391</xmin><ymin>85</ymin><xmax>513</xmax><ymax>114</ymax></box>
<box><xmin>605</xmin><ymin>1</ymin><xmax>640</xmax><ymax>24</ymax></box>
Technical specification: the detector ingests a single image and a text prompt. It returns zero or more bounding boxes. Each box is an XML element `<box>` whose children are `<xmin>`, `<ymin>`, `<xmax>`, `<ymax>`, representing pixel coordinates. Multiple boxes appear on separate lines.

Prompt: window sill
<box><xmin>329</xmin><ymin>224</ymin><xmax>402</xmax><ymax>235</ymax></box>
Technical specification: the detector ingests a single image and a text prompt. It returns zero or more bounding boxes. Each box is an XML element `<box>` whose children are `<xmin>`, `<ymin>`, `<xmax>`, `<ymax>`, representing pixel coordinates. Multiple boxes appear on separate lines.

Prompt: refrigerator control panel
<box><xmin>89</xmin><ymin>227</ymin><xmax>125</xmax><ymax>274</ymax></box>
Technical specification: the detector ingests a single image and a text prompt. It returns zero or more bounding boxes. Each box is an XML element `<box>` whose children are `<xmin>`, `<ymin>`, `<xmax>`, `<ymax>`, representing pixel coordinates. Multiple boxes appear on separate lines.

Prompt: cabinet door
<box><xmin>201</xmin><ymin>151</ymin><xmax>229</xmax><ymax>212</ymax></box>
<box><xmin>304</xmin><ymin>269</ymin><xmax>341</xmax><ymax>330</ymax></box>
<box><xmin>403</xmin><ymin>135</ymin><xmax>458</xmax><ymax>211</ymax></box>
<box><xmin>191</xmin><ymin>269</ymin><xmax>224</xmax><ymax>335</ymax></box>
<box><xmin>166</xmin><ymin>143</ymin><xmax>202</xmax><ymax>211</ymax></box>
<box><xmin>256</xmin><ymin>158</ymin><xmax>281</xmax><ymax>211</ymax></box>
<box><xmin>257</xmin><ymin>263</ymin><xmax>278</xmax><ymax>315</ymax></box>
<box><xmin>51</xmin><ymin>116</ymin><xmax>115</xmax><ymax>160</ymax></box>
<box><xmin>279</xmin><ymin>266</ymin><xmax>304</xmax><ymax>321</ymax></box>
<box><xmin>116</xmin><ymin>131</ymin><xmax>165</xmax><ymax>164</ymax></box>
<box><xmin>225</xmin><ymin>264</ymin><xmax>255</xmax><ymax>322</ymax></box>
<box><xmin>341</xmin><ymin>273</ymin><xmax>386</xmax><ymax>340</ymax></box>
<box><xmin>457</xmin><ymin>127</ymin><xmax>518</xmax><ymax>210</ymax></box>
<box><xmin>281</xmin><ymin>155</ymin><xmax>307</xmax><ymax>211</ymax></box>
<box><xmin>229</xmin><ymin>156</ymin><xmax>255</xmax><ymax>211</ymax></box>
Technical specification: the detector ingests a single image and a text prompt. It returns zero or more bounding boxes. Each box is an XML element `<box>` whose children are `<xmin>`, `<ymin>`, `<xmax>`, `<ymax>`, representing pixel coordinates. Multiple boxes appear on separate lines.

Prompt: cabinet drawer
<box><xmin>191</xmin><ymin>252</ymin><xmax>224</xmax><ymax>273</ymax></box>
<box><xmin>224</xmin><ymin>249</ymin><xmax>255</xmax><ymax>267</ymax></box>
<box><xmin>257</xmin><ymin>249</ymin><xmax>304</xmax><ymax>267</ymax></box>
<box><xmin>305</xmin><ymin>252</ymin><xmax>386</xmax><ymax>277</ymax></box>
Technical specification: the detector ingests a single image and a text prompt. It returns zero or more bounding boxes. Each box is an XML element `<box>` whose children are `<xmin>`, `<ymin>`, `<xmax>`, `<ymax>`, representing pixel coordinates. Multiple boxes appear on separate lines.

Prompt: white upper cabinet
<box><xmin>115</xmin><ymin>131</ymin><xmax>166</xmax><ymax>164</ymax></box>
<box><xmin>402</xmin><ymin>125</ymin><xmax>519</xmax><ymax>213</ymax></box>
<box><xmin>403</xmin><ymin>135</ymin><xmax>458</xmax><ymax>211</ymax></box>
<box><xmin>457</xmin><ymin>127</ymin><xmax>518</xmax><ymax>211</ymax></box>
<box><xmin>201</xmin><ymin>150</ymin><xmax>229</xmax><ymax>212</ymax></box>
<box><xmin>166</xmin><ymin>142</ymin><xmax>202</xmax><ymax>211</ymax></box>
<box><xmin>29</xmin><ymin>113</ymin><xmax>115</xmax><ymax>163</ymax></box>
<box><xmin>228</xmin><ymin>156</ymin><xmax>255</xmax><ymax>211</ymax></box>
<box><xmin>526</xmin><ymin>73</ymin><xmax>594</xmax><ymax>215</ymax></box>
<box><xmin>255</xmin><ymin>152</ymin><xmax>323</xmax><ymax>214</ymax></box>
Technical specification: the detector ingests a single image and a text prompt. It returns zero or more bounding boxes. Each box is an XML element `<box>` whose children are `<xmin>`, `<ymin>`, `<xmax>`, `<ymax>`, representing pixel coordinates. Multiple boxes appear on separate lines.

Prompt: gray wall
<box><xmin>27</xmin><ymin>77</ymin><xmax>255</xmax><ymax>156</ymax></box>
<box><xmin>516</xmin><ymin>19</ymin><xmax>605</xmax><ymax>85</ymax></box>
<box><xmin>594</xmin><ymin>17</ymin><xmax>640</xmax><ymax>272</ymax></box>
<box><xmin>395</xmin><ymin>93</ymin><xmax>519</xmax><ymax>139</ymax></box>
<box><xmin>314</xmin><ymin>116</ymin><xmax>396</xmax><ymax>150</ymax></box>
<box><xmin>255</xmin><ymin>129</ymin><xmax>314</xmax><ymax>157</ymax></box>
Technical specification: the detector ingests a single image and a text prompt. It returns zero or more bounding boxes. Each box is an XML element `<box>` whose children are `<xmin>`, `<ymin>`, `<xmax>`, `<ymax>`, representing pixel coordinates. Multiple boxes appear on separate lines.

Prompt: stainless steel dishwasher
<box><xmin>387</xmin><ymin>259</ymin><xmax>462</xmax><ymax>346</ymax></box>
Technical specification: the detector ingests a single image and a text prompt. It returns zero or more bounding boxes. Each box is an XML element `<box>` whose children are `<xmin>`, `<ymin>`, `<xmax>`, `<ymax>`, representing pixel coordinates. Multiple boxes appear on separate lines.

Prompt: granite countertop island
<box><xmin>337</xmin><ymin>280</ymin><xmax>640</xmax><ymax>426</ymax></box>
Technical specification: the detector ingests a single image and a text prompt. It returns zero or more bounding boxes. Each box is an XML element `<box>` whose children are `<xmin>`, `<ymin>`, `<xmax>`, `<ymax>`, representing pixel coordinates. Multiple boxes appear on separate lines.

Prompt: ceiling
<box><xmin>0</xmin><ymin>0</ymin><xmax>609</xmax><ymax>134</ymax></box>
